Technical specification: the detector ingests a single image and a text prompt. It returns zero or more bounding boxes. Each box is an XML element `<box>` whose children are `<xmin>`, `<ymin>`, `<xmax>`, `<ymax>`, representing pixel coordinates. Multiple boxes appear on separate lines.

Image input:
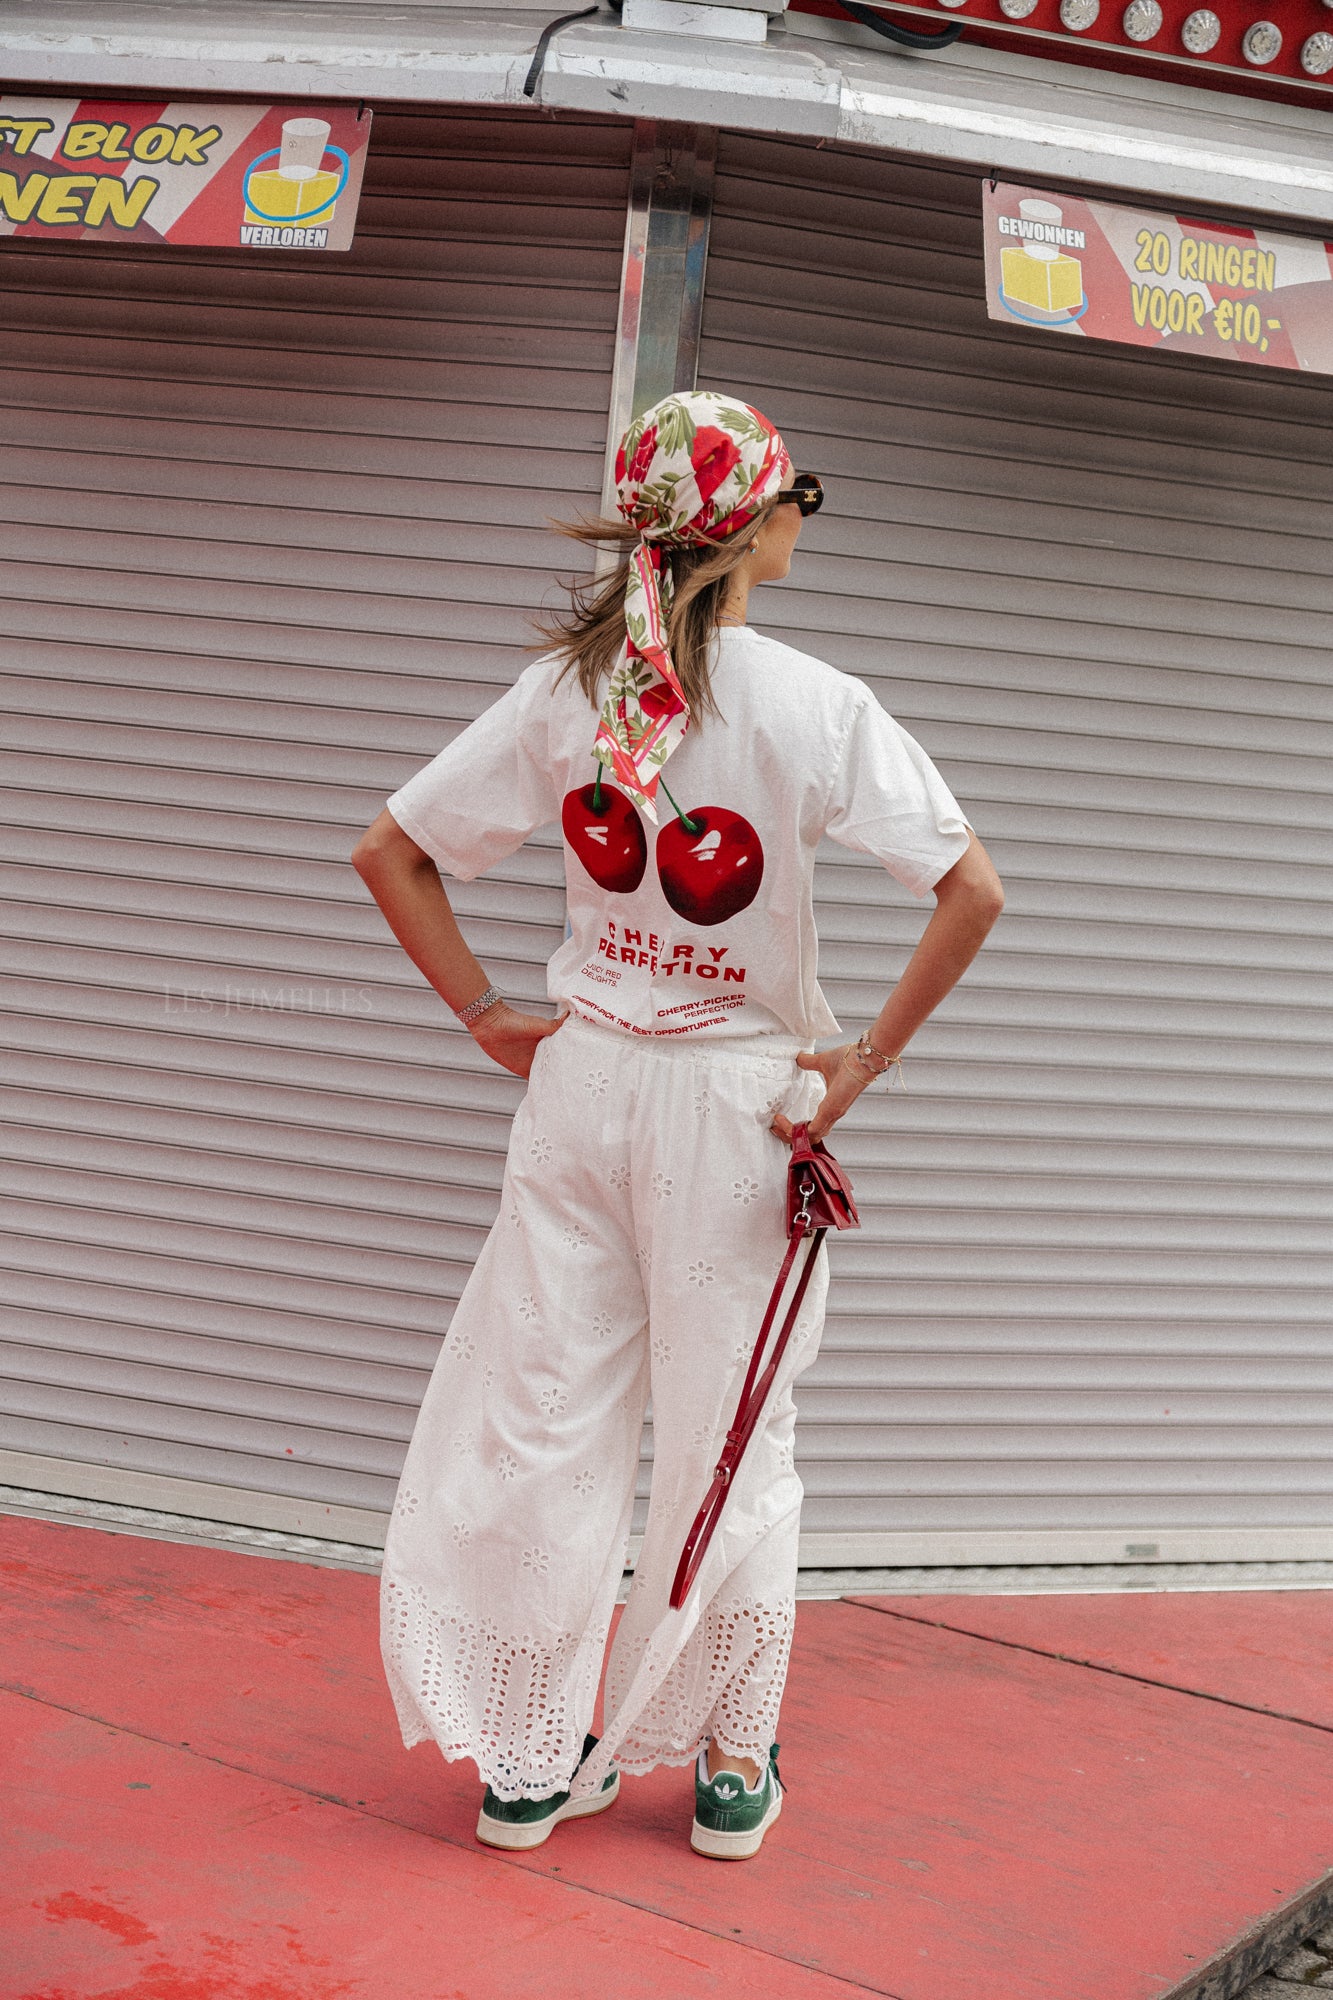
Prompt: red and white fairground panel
<box><xmin>0</xmin><ymin>99</ymin><xmax>371</xmax><ymax>250</ymax></box>
<box><xmin>796</xmin><ymin>0</ymin><xmax>1333</xmax><ymax>95</ymax></box>
<box><xmin>983</xmin><ymin>179</ymin><xmax>1333</xmax><ymax>375</ymax></box>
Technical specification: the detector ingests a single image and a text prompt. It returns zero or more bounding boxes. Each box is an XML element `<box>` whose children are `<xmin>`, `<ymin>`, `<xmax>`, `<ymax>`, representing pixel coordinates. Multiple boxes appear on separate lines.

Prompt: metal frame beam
<box><xmin>600</xmin><ymin>119</ymin><xmax>716</xmax><ymax>523</ymax></box>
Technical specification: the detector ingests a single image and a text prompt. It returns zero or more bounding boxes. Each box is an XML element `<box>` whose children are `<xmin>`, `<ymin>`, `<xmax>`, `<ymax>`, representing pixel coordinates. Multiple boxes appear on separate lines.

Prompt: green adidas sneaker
<box><xmin>690</xmin><ymin>1740</ymin><xmax>784</xmax><ymax>1859</ymax></box>
<box><xmin>475</xmin><ymin>1732</ymin><xmax>619</xmax><ymax>1851</ymax></box>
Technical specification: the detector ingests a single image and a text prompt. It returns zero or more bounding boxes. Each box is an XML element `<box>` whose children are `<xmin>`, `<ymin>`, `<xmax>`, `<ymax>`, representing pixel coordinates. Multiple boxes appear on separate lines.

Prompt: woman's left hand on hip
<box><xmin>770</xmin><ymin>1045</ymin><xmax>865</xmax><ymax>1146</ymax></box>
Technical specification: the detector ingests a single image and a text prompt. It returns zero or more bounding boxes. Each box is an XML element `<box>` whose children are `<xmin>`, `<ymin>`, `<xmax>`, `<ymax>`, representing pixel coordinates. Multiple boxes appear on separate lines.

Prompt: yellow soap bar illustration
<box><xmin>243</xmin><ymin>168</ymin><xmax>340</xmax><ymax>224</ymax></box>
<box><xmin>1002</xmin><ymin>243</ymin><xmax>1083</xmax><ymax>313</ymax></box>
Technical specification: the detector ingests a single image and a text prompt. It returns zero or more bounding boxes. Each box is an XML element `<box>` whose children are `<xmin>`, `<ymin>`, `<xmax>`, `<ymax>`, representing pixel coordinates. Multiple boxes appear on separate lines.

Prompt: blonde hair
<box><xmin>536</xmin><ymin>502</ymin><xmax>778</xmax><ymax>724</ymax></box>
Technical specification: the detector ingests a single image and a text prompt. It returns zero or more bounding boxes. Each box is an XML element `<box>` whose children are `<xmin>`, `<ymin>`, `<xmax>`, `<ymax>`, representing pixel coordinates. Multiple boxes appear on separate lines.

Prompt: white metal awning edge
<box><xmin>1</xmin><ymin>3</ymin><xmax>1331</xmax><ymax>225</ymax></box>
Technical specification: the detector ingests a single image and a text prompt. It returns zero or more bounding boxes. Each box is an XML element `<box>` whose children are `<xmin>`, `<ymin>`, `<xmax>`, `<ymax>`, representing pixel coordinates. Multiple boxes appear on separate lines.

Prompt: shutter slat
<box><xmin>696</xmin><ymin>131</ymin><xmax>1333</xmax><ymax>1550</ymax></box>
<box><xmin>0</xmin><ymin>108</ymin><xmax>629</xmax><ymax>1516</ymax></box>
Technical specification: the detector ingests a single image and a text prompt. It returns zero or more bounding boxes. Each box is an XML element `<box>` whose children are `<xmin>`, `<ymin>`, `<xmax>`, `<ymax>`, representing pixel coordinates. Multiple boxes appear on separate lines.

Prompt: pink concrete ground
<box><xmin>3</xmin><ymin>1514</ymin><xmax>1332</xmax><ymax>2000</ymax></box>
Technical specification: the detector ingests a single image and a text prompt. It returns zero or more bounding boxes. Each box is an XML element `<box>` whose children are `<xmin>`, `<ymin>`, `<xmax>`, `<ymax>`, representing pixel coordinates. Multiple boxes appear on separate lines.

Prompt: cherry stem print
<box><xmin>657</xmin><ymin>775</ymin><xmax>702</xmax><ymax>835</ymax></box>
<box><xmin>592</xmin><ymin>761</ymin><xmax>605</xmax><ymax>812</ymax></box>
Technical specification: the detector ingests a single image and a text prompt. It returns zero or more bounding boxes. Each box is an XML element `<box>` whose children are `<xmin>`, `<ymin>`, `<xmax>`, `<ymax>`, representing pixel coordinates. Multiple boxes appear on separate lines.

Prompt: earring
<box><xmin>748</xmin><ymin>541</ymin><xmax>758</xmax><ymax>552</ymax></box>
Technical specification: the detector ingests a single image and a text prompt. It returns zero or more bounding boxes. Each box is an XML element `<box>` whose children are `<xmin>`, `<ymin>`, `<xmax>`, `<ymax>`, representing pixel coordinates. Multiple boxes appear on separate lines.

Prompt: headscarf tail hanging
<box><xmin>592</xmin><ymin>391</ymin><xmax>791</xmax><ymax>822</ymax></box>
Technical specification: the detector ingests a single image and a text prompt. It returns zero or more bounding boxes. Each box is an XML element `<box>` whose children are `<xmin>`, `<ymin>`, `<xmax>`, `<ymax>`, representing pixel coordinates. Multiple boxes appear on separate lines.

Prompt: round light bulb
<box><xmin>1241</xmin><ymin>20</ymin><xmax>1282</xmax><ymax>64</ymax></box>
<box><xmin>1123</xmin><ymin>0</ymin><xmax>1162</xmax><ymax>39</ymax></box>
<box><xmin>1060</xmin><ymin>0</ymin><xmax>1100</xmax><ymax>30</ymax></box>
<box><xmin>1300</xmin><ymin>30</ymin><xmax>1333</xmax><ymax>72</ymax></box>
<box><xmin>999</xmin><ymin>0</ymin><xmax>1039</xmax><ymax>14</ymax></box>
<box><xmin>1181</xmin><ymin>8</ymin><xmax>1221</xmax><ymax>52</ymax></box>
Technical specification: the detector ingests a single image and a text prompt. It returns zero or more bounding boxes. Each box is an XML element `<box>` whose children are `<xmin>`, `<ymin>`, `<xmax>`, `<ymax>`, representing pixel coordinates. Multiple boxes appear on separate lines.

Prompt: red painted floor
<box><xmin>3</xmin><ymin>1515</ymin><xmax>1333</xmax><ymax>2000</ymax></box>
<box><xmin>850</xmin><ymin>1590</ymin><xmax>1333</xmax><ymax>1729</ymax></box>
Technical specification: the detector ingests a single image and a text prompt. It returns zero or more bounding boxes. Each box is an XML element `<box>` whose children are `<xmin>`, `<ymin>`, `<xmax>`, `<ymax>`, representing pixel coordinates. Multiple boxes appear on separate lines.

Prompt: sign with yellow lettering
<box><xmin>0</xmin><ymin>99</ymin><xmax>370</xmax><ymax>250</ymax></box>
<box><xmin>983</xmin><ymin>180</ymin><xmax>1333</xmax><ymax>377</ymax></box>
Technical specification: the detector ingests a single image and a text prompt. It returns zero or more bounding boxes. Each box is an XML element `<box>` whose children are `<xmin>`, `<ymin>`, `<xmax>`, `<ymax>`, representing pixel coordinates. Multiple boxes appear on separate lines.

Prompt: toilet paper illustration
<box><xmin>242</xmin><ymin>118</ymin><xmax>348</xmax><ymax>243</ymax></box>
<box><xmin>997</xmin><ymin>197</ymin><xmax>1088</xmax><ymax>326</ymax></box>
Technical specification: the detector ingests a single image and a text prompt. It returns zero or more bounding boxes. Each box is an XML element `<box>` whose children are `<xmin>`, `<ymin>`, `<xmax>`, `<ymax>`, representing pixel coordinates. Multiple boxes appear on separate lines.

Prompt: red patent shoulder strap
<box><xmin>669</xmin><ymin>1225</ymin><xmax>826</xmax><ymax>1611</ymax></box>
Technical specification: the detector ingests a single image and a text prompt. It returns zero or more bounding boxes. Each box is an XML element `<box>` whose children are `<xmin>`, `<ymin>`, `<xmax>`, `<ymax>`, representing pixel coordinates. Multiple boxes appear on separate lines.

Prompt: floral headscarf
<box><xmin>592</xmin><ymin>390</ymin><xmax>791</xmax><ymax>821</ymax></box>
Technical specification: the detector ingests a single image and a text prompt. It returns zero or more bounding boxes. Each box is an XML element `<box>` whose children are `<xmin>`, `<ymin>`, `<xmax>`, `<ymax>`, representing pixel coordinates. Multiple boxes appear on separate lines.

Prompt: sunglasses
<box><xmin>774</xmin><ymin>472</ymin><xmax>824</xmax><ymax>518</ymax></box>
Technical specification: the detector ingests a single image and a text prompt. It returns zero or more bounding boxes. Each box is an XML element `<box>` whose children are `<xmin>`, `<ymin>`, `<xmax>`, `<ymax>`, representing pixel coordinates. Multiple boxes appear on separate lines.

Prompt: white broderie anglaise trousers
<box><xmin>379</xmin><ymin>1012</ymin><xmax>829</xmax><ymax>1803</ymax></box>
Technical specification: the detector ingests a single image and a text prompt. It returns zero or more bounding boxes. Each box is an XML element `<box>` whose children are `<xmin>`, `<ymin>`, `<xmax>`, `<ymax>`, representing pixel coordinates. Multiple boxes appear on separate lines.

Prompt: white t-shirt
<box><xmin>385</xmin><ymin>628</ymin><xmax>972</xmax><ymax>1041</ymax></box>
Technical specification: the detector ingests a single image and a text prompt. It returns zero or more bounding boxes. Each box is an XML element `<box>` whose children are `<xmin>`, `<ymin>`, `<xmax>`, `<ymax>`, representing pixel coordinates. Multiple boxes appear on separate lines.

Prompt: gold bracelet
<box><xmin>848</xmin><ymin>1034</ymin><xmax>907</xmax><ymax>1089</ymax></box>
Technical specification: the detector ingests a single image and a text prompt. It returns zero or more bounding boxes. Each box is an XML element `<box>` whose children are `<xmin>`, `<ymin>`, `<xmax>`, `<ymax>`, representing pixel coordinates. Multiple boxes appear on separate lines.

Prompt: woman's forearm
<box><xmin>352</xmin><ymin>808</ymin><xmax>492</xmax><ymax>1014</ymax></box>
<box><xmin>868</xmin><ymin>832</ymin><xmax>1004</xmax><ymax>1059</ymax></box>
<box><xmin>774</xmin><ymin>831</ymin><xmax>1003</xmax><ymax>1143</ymax></box>
<box><xmin>353</xmin><ymin>808</ymin><xmax>562</xmax><ymax>1080</ymax></box>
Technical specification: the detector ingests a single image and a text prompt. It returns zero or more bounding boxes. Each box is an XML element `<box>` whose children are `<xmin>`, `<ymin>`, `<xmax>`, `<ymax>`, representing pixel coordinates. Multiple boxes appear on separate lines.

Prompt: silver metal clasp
<box><xmin>794</xmin><ymin>1175</ymin><xmax>816</xmax><ymax>1236</ymax></box>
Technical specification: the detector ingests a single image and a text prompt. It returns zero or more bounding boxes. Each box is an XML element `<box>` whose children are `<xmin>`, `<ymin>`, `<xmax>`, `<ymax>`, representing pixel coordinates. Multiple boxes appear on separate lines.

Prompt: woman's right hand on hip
<box><xmin>469</xmin><ymin>1004</ymin><xmax>566</xmax><ymax>1079</ymax></box>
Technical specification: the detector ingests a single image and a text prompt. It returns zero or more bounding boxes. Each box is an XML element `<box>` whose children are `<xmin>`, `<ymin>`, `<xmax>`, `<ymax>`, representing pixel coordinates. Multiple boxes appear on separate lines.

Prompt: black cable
<box><xmin>523</xmin><ymin>0</ymin><xmax>957</xmax><ymax>98</ymax></box>
<box><xmin>826</xmin><ymin>0</ymin><xmax>964</xmax><ymax>49</ymax></box>
<box><xmin>523</xmin><ymin>3</ymin><xmax>603</xmax><ymax>96</ymax></box>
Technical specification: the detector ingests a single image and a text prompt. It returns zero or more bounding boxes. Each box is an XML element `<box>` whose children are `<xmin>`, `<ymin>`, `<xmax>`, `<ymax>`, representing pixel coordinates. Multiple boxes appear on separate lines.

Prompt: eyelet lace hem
<box><xmin>600</xmin><ymin>1593</ymin><xmax>795</xmax><ymax>1777</ymax></box>
<box><xmin>381</xmin><ymin>1576</ymin><xmax>603</xmax><ymax>1802</ymax></box>
<box><xmin>383</xmin><ymin>1577</ymin><xmax>796</xmax><ymax>1801</ymax></box>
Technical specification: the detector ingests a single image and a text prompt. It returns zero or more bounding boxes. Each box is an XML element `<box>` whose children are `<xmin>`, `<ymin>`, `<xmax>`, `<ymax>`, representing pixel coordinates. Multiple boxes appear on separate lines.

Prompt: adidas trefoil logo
<box><xmin>715</xmin><ymin>1780</ymin><xmax>739</xmax><ymax>1798</ymax></box>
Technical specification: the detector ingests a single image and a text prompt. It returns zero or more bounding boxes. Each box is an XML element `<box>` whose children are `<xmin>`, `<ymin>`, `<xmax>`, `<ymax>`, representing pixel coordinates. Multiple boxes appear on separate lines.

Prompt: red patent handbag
<box><xmin>669</xmin><ymin>1122</ymin><xmax>860</xmax><ymax>1609</ymax></box>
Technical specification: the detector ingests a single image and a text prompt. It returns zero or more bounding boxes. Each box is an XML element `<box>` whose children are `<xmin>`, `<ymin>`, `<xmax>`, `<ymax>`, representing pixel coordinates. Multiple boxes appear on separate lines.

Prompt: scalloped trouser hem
<box><xmin>378</xmin><ymin>1016</ymin><xmax>828</xmax><ymax>1805</ymax></box>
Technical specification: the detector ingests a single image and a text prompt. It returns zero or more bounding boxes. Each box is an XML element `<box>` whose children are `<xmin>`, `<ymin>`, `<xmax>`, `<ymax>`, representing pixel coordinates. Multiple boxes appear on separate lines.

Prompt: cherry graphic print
<box><xmin>639</xmin><ymin>682</ymin><xmax>685</xmax><ymax>721</ymax></box>
<box><xmin>561</xmin><ymin>783</ymin><xmax>647</xmax><ymax>893</ymax></box>
<box><xmin>656</xmin><ymin>806</ymin><xmax>764</xmax><ymax>926</ymax></box>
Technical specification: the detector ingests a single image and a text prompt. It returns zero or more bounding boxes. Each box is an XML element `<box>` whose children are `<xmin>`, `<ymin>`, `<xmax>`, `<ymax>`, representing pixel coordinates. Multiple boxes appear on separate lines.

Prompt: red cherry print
<box><xmin>688</xmin><ymin>426</ymin><xmax>742</xmax><ymax>506</ymax></box>
<box><xmin>639</xmin><ymin>682</ymin><xmax>685</xmax><ymax>720</ymax></box>
<box><xmin>561</xmin><ymin>783</ymin><xmax>647</xmax><ymax>894</ymax></box>
<box><xmin>626</xmin><ymin>424</ymin><xmax>658</xmax><ymax>486</ymax></box>
<box><xmin>656</xmin><ymin>806</ymin><xmax>764</xmax><ymax>926</ymax></box>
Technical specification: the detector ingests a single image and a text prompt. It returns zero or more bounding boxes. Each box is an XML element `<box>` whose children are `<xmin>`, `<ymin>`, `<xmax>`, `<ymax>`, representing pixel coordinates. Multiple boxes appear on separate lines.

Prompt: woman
<box><xmin>352</xmin><ymin>390</ymin><xmax>1003</xmax><ymax>1861</ymax></box>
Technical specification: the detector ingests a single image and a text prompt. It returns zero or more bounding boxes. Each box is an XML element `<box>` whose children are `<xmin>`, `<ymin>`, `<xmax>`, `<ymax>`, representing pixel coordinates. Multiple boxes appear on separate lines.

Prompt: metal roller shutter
<box><xmin>697</xmin><ymin>131</ymin><xmax>1333</xmax><ymax>1563</ymax></box>
<box><xmin>0</xmin><ymin>106</ymin><xmax>631</xmax><ymax>1539</ymax></box>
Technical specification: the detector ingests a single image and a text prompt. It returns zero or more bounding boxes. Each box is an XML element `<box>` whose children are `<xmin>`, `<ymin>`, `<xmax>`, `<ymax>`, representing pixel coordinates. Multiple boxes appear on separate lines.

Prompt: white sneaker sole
<box><xmin>690</xmin><ymin>1783</ymin><xmax>782</xmax><ymax>1860</ymax></box>
<box><xmin>476</xmin><ymin>1770</ymin><xmax>620</xmax><ymax>1850</ymax></box>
